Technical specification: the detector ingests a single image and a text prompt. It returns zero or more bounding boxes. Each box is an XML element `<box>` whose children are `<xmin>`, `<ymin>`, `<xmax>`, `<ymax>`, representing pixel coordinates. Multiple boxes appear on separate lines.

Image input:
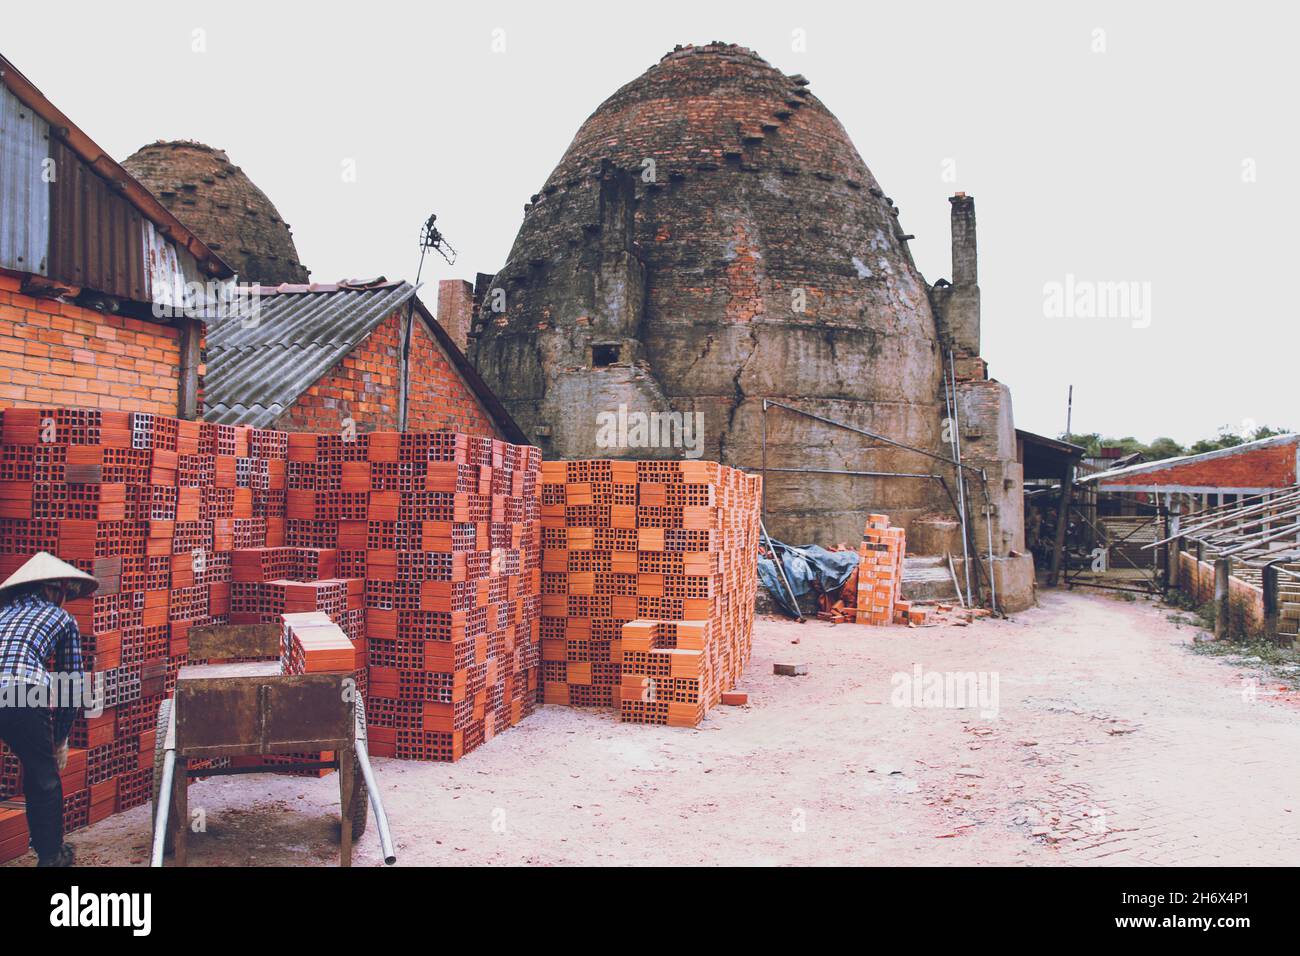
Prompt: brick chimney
<box><xmin>436</xmin><ymin>279</ymin><xmax>474</xmax><ymax>353</ymax></box>
<box><xmin>945</xmin><ymin>193</ymin><xmax>980</xmax><ymax>355</ymax></box>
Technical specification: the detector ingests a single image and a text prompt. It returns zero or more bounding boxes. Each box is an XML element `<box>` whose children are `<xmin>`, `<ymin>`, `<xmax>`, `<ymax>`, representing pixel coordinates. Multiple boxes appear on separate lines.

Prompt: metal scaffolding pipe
<box><xmin>149</xmin><ymin>749</ymin><xmax>176</xmax><ymax>868</ymax></box>
<box><xmin>761</xmin><ymin>520</ymin><xmax>805</xmax><ymax>622</ymax></box>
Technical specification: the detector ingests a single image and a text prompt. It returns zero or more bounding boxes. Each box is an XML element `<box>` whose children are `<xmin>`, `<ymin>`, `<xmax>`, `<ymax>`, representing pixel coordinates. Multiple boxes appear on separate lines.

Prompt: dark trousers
<box><xmin>0</xmin><ymin>705</ymin><xmax>63</xmax><ymax>859</ymax></box>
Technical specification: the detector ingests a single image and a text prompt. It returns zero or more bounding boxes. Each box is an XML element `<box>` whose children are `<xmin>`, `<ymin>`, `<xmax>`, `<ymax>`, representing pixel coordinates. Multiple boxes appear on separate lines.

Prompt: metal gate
<box><xmin>1062</xmin><ymin>505</ymin><xmax>1164</xmax><ymax>595</ymax></box>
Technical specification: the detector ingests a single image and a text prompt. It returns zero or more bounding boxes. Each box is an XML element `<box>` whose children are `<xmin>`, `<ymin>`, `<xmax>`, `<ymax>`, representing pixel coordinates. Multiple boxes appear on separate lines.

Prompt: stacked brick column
<box><xmin>353</xmin><ymin>432</ymin><xmax>542</xmax><ymax>761</ymax></box>
<box><xmin>855</xmin><ymin>514</ymin><xmax>906</xmax><ymax>626</ymax></box>
<box><xmin>0</xmin><ymin>408</ymin><xmax>295</xmax><ymax>854</ymax></box>
<box><xmin>538</xmin><ymin>459</ymin><xmax>760</xmax><ymax>726</ymax></box>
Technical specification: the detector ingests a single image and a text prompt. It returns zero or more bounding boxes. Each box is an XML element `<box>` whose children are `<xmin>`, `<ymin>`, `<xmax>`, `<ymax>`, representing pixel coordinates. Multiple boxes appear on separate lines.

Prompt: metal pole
<box><xmin>941</xmin><ymin>364</ymin><xmax>965</xmax><ymax>595</ymax></box>
<box><xmin>149</xmin><ymin>749</ymin><xmax>176</xmax><ymax>868</ymax></box>
<box><xmin>353</xmin><ymin>733</ymin><xmax>397</xmax><ymax>865</ymax></box>
<box><xmin>948</xmin><ymin>553</ymin><xmax>966</xmax><ymax>607</ymax></box>
<box><xmin>942</xmin><ymin>359</ymin><xmax>966</xmax><ymax>584</ymax></box>
<box><xmin>761</xmin><ymin>520</ymin><xmax>805</xmax><ymax>623</ymax></box>
<box><xmin>948</xmin><ymin>352</ymin><xmax>973</xmax><ymax>605</ymax></box>
<box><xmin>985</xmin><ymin>503</ymin><xmax>997</xmax><ymax>614</ymax></box>
<box><xmin>762</xmin><ymin>467</ymin><xmax>939</xmax><ymax>480</ymax></box>
<box><xmin>760</xmin><ymin>400</ymin><xmax>768</xmax><ymax>529</ymax></box>
<box><xmin>764</xmin><ymin>400</ymin><xmax>984</xmax><ymax>475</ymax></box>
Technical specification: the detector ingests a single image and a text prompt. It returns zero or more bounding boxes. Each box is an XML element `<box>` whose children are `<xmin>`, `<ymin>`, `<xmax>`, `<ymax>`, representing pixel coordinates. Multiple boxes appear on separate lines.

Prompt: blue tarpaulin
<box><xmin>758</xmin><ymin>539</ymin><xmax>860</xmax><ymax>618</ymax></box>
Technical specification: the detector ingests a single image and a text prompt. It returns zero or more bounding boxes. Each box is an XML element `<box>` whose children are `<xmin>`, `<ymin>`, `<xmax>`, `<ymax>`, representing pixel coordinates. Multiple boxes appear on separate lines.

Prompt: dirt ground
<box><xmin>18</xmin><ymin>589</ymin><xmax>1300</xmax><ymax>867</ymax></box>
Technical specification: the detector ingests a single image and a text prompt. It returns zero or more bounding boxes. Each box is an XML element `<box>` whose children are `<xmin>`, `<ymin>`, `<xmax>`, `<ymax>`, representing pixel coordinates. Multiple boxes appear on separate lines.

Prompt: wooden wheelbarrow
<box><xmin>149</xmin><ymin>623</ymin><xmax>395</xmax><ymax>867</ymax></box>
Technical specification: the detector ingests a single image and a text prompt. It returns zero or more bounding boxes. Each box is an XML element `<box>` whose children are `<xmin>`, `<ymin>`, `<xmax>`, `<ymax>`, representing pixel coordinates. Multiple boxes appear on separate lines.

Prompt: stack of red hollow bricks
<box><xmin>0</xmin><ymin>407</ymin><xmax>542</xmax><ymax>862</ymax></box>
<box><xmin>855</xmin><ymin>513</ymin><xmax>925</xmax><ymax>626</ymax></box>
<box><xmin>0</xmin><ymin>405</ymin><xmax>762</xmax><ymax>861</ymax></box>
<box><xmin>0</xmin><ymin>406</ymin><xmax>283</xmax><ymax>861</ymax></box>
<box><xmin>245</xmin><ymin>430</ymin><xmax>543</xmax><ymax>763</ymax></box>
<box><xmin>538</xmin><ymin>459</ymin><xmax>761</xmax><ymax>727</ymax></box>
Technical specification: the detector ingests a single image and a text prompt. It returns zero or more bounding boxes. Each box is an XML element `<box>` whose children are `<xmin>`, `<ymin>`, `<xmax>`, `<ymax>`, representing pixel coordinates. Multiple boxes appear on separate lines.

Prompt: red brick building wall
<box><xmin>406</xmin><ymin>314</ymin><xmax>499</xmax><ymax>437</ymax></box>
<box><xmin>1104</xmin><ymin>441</ymin><xmax>1298</xmax><ymax>491</ymax></box>
<box><xmin>275</xmin><ymin>308</ymin><xmax>501</xmax><ymax>438</ymax></box>
<box><xmin>0</xmin><ymin>273</ymin><xmax>183</xmax><ymax>414</ymax></box>
<box><xmin>276</xmin><ymin>309</ymin><xmax>403</xmax><ymax>433</ymax></box>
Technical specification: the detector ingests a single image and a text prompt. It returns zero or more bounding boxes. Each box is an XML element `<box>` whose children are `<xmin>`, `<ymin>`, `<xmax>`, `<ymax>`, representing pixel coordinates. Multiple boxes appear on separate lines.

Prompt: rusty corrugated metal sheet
<box><xmin>143</xmin><ymin>218</ymin><xmax>231</xmax><ymax>316</ymax></box>
<box><xmin>0</xmin><ymin>84</ymin><xmax>50</xmax><ymax>276</ymax></box>
<box><xmin>47</xmin><ymin>138</ymin><xmax>147</xmax><ymax>300</ymax></box>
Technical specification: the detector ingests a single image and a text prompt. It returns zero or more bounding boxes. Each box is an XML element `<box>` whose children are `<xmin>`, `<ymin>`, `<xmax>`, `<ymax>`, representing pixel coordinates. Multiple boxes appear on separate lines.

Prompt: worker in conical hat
<box><xmin>0</xmin><ymin>552</ymin><xmax>97</xmax><ymax>867</ymax></box>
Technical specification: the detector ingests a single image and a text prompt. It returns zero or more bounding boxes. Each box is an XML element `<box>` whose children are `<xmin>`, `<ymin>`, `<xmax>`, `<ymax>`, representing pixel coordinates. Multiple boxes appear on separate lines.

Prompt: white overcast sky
<box><xmin>5</xmin><ymin>0</ymin><xmax>1295</xmax><ymax>445</ymax></box>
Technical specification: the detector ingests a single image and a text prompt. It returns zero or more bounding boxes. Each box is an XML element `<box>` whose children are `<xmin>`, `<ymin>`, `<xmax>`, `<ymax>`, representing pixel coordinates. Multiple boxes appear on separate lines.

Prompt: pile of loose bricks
<box><xmin>538</xmin><ymin>459</ymin><xmax>761</xmax><ymax>727</ymax></box>
<box><xmin>855</xmin><ymin>513</ymin><xmax>927</xmax><ymax>626</ymax></box>
<box><xmin>0</xmin><ymin>407</ymin><xmax>762</xmax><ymax>861</ymax></box>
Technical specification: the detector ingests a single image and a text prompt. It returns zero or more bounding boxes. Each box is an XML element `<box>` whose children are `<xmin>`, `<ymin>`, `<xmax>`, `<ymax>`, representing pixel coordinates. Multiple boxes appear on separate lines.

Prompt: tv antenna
<box><xmin>418</xmin><ymin>213</ymin><xmax>457</xmax><ymax>267</ymax></box>
<box><xmin>399</xmin><ymin>212</ymin><xmax>459</xmax><ymax>431</ymax></box>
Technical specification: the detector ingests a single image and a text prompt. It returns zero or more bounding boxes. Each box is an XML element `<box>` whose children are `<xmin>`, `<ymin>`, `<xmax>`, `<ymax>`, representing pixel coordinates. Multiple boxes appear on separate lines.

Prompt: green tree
<box><xmin>1145</xmin><ymin>437</ymin><xmax>1185</xmax><ymax>460</ymax></box>
<box><xmin>1188</xmin><ymin>424</ymin><xmax>1292</xmax><ymax>456</ymax></box>
<box><xmin>1061</xmin><ymin>424</ymin><xmax>1293</xmax><ymax>463</ymax></box>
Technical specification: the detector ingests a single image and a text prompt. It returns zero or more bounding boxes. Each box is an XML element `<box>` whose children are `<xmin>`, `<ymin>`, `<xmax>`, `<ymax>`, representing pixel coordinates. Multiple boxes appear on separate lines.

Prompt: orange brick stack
<box><xmin>619</xmin><ymin>619</ymin><xmax>713</xmax><ymax>727</ymax></box>
<box><xmin>855</xmin><ymin>514</ymin><xmax>906</xmax><ymax>626</ymax></box>
<box><xmin>229</xmin><ymin>540</ymin><xmax>365</xmax><ymax>697</ymax></box>
<box><xmin>538</xmin><ymin>459</ymin><xmax>760</xmax><ymax>726</ymax></box>
<box><xmin>0</xmin><ymin>407</ymin><xmax>295</xmax><ymax>862</ymax></box>
<box><xmin>280</xmin><ymin>612</ymin><xmax>356</xmax><ymax>674</ymax></box>
<box><xmin>0</xmin><ymin>407</ymin><xmax>542</xmax><ymax>862</ymax></box>
<box><xmin>355</xmin><ymin>432</ymin><xmax>542</xmax><ymax>762</ymax></box>
<box><xmin>0</xmin><ymin>798</ymin><xmax>30</xmax><ymax>863</ymax></box>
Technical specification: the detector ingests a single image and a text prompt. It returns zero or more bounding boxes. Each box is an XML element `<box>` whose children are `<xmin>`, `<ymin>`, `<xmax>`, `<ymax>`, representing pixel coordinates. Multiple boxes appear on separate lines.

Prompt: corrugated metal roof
<box><xmin>0</xmin><ymin>84</ymin><xmax>50</xmax><ymax>275</ymax></box>
<box><xmin>48</xmin><ymin>138</ymin><xmax>148</xmax><ymax>301</ymax></box>
<box><xmin>204</xmin><ymin>282</ymin><xmax>417</xmax><ymax>428</ymax></box>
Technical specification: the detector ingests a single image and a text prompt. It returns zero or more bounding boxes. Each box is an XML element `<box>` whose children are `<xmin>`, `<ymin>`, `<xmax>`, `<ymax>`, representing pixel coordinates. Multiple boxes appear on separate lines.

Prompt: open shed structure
<box><xmin>1016</xmin><ymin>429</ymin><xmax>1085</xmax><ymax>587</ymax></box>
<box><xmin>1076</xmin><ymin>433</ymin><xmax>1300</xmax><ymax>641</ymax></box>
<box><xmin>1080</xmin><ymin>433</ymin><xmax>1298</xmax><ymax>502</ymax></box>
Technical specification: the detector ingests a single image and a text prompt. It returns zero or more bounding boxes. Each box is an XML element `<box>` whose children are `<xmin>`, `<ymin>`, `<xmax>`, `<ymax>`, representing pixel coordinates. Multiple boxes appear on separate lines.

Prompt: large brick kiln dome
<box><xmin>122</xmin><ymin>140</ymin><xmax>309</xmax><ymax>286</ymax></box>
<box><xmin>470</xmin><ymin>42</ymin><xmax>947</xmax><ymax>542</ymax></box>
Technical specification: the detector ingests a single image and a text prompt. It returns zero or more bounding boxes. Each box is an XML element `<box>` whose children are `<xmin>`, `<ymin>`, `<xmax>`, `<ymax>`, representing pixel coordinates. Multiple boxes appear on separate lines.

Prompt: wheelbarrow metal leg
<box><xmin>149</xmin><ymin>747</ymin><xmax>176</xmax><ymax>868</ymax></box>
<box><xmin>354</xmin><ymin>697</ymin><xmax>396</xmax><ymax>865</ymax></box>
<box><xmin>172</xmin><ymin>756</ymin><xmax>189</xmax><ymax>867</ymax></box>
<box><xmin>338</xmin><ymin>745</ymin><xmax>355</xmax><ymax>868</ymax></box>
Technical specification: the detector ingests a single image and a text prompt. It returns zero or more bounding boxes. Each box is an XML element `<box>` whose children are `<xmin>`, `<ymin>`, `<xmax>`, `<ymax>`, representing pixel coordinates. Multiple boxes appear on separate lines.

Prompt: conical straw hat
<box><xmin>0</xmin><ymin>552</ymin><xmax>98</xmax><ymax>602</ymax></box>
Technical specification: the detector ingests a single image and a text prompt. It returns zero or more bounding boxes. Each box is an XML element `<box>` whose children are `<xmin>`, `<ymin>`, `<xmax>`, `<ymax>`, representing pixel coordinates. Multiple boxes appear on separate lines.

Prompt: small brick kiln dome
<box><xmin>122</xmin><ymin>140</ymin><xmax>309</xmax><ymax>286</ymax></box>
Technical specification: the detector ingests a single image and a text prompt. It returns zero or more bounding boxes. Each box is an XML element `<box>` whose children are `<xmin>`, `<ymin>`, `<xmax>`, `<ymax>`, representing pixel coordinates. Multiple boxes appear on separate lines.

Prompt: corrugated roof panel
<box><xmin>48</xmin><ymin>138</ymin><xmax>147</xmax><ymax>301</ymax></box>
<box><xmin>143</xmin><ymin>219</ymin><xmax>230</xmax><ymax>318</ymax></box>
<box><xmin>0</xmin><ymin>84</ymin><xmax>50</xmax><ymax>276</ymax></box>
<box><xmin>204</xmin><ymin>283</ymin><xmax>417</xmax><ymax>427</ymax></box>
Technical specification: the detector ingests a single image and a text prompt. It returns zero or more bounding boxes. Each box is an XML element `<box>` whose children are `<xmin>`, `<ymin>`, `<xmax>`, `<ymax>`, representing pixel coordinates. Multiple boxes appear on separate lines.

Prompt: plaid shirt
<box><xmin>0</xmin><ymin>593</ymin><xmax>85</xmax><ymax>740</ymax></box>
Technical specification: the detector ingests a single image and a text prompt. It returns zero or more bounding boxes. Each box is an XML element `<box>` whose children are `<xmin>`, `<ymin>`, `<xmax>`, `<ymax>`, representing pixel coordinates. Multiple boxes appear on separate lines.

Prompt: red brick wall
<box><xmin>275</xmin><ymin>308</ymin><xmax>500</xmax><ymax>438</ymax></box>
<box><xmin>1178</xmin><ymin>552</ymin><xmax>1266</xmax><ymax>640</ymax></box>
<box><xmin>0</xmin><ymin>273</ymin><xmax>182</xmax><ymax>414</ymax></box>
<box><xmin>276</xmin><ymin>309</ymin><xmax>403</xmax><ymax>433</ymax></box>
<box><xmin>1106</xmin><ymin>442</ymin><xmax>1297</xmax><ymax>490</ymax></box>
<box><xmin>407</xmin><ymin>314</ymin><xmax>499</xmax><ymax>437</ymax></box>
